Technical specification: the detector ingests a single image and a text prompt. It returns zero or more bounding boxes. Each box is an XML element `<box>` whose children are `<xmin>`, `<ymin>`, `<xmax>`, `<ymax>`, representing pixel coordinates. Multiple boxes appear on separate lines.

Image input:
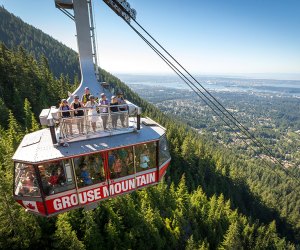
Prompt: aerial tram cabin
<box><xmin>12</xmin><ymin>0</ymin><xmax>171</xmax><ymax>216</ymax></box>
<box><xmin>13</xmin><ymin>113</ymin><xmax>170</xmax><ymax>217</ymax></box>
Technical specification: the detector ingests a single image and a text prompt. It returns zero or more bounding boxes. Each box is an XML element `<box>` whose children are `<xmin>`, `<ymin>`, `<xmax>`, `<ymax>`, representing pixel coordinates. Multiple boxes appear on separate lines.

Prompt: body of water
<box><xmin>115</xmin><ymin>74</ymin><xmax>300</xmax><ymax>97</ymax></box>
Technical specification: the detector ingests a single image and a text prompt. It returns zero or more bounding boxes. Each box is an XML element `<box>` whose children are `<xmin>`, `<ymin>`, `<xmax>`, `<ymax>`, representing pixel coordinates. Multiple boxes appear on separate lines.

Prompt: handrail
<box><xmin>57</xmin><ymin>104</ymin><xmax>132</xmax><ymax>141</ymax></box>
<box><xmin>57</xmin><ymin>103</ymin><xmax>129</xmax><ymax>115</ymax></box>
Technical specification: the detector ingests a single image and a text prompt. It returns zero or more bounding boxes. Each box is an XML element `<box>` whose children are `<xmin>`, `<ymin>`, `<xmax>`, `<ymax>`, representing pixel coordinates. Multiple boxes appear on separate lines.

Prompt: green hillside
<box><xmin>0</xmin><ymin>6</ymin><xmax>79</xmax><ymax>80</ymax></box>
<box><xmin>0</xmin><ymin>7</ymin><xmax>299</xmax><ymax>250</ymax></box>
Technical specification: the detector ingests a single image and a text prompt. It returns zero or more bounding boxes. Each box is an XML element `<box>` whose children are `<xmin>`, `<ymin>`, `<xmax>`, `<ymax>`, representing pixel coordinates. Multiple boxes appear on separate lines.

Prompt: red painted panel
<box><xmin>136</xmin><ymin>170</ymin><xmax>157</xmax><ymax>188</ymax></box>
<box><xmin>45</xmin><ymin>171</ymin><xmax>158</xmax><ymax>215</ymax></box>
<box><xmin>108</xmin><ymin>177</ymin><xmax>136</xmax><ymax>197</ymax></box>
<box><xmin>16</xmin><ymin>199</ymin><xmax>46</xmax><ymax>215</ymax></box>
<box><xmin>159</xmin><ymin>161</ymin><xmax>170</xmax><ymax>180</ymax></box>
<box><xmin>45</xmin><ymin>185</ymin><xmax>108</xmax><ymax>214</ymax></box>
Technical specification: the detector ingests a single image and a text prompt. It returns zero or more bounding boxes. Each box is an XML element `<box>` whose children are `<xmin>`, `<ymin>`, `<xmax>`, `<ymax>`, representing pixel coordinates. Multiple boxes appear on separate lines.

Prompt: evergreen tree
<box><xmin>7</xmin><ymin>110</ymin><xmax>23</xmax><ymax>152</ymax></box>
<box><xmin>218</xmin><ymin>221</ymin><xmax>243</xmax><ymax>250</ymax></box>
<box><xmin>54</xmin><ymin>213</ymin><xmax>85</xmax><ymax>250</ymax></box>
<box><xmin>23</xmin><ymin>98</ymin><xmax>40</xmax><ymax>132</ymax></box>
<box><xmin>0</xmin><ymin>98</ymin><xmax>9</xmax><ymax>128</ymax></box>
<box><xmin>82</xmin><ymin>211</ymin><xmax>104</xmax><ymax>250</ymax></box>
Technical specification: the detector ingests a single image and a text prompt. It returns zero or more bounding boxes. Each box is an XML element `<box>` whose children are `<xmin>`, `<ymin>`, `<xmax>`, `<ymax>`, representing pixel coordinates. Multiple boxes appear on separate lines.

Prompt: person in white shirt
<box><xmin>84</xmin><ymin>95</ymin><xmax>99</xmax><ymax>132</ymax></box>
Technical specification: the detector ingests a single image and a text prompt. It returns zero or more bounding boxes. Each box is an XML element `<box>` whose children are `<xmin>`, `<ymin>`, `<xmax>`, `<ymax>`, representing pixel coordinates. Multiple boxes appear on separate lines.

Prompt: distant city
<box><xmin>117</xmin><ymin>74</ymin><xmax>300</xmax><ymax>168</ymax></box>
<box><xmin>116</xmin><ymin>74</ymin><xmax>300</xmax><ymax>97</ymax></box>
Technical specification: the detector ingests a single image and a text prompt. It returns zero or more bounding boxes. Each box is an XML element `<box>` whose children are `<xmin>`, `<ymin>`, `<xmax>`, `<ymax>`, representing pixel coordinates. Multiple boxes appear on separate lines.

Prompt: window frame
<box><xmin>13</xmin><ymin>162</ymin><xmax>41</xmax><ymax>198</ymax></box>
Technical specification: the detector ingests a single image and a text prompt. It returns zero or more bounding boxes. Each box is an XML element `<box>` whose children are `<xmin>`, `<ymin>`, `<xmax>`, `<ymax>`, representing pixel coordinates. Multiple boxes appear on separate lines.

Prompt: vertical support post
<box><xmin>34</xmin><ymin>164</ymin><xmax>49</xmax><ymax>216</ymax></box>
<box><xmin>50</xmin><ymin>126</ymin><xmax>58</xmax><ymax>144</ymax></box>
<box><xmin>48</xmin><ymin>117</ymin><xmax>58</xmax><ymax>145</ymax></box>
<box><xmin>137</xmin><ymin>107</ymin><xmax>142</xmax><ymax>130</ymax></box>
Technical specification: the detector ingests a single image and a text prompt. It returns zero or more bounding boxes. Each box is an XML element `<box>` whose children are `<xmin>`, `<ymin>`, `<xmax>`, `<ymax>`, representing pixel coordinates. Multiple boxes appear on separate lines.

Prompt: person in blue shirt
<box><xmin>140</xmin><ymin>150</ymin><xmax>150</xmax><ymax>169</ymax></box>
<box><xmin>80</xmin><ymin>165</ymin><xmax>93</xmax><ymax>185</ymax></box>
<box><xmin>108</xmin><ymin>150</ymin><xmax>116</xmax><ymax>170</ymax></box>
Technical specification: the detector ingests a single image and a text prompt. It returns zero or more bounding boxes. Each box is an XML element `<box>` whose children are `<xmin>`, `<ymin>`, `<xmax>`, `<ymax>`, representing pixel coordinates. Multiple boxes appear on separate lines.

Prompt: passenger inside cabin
<box><xmin>118</xmin><ymin>148</ymin><xmax>128</xmax><ymax>161</ymax></box>
<box><xmin>89</xmin><ymin>155</ymin><xmax>105</xmax><ymax>181</ymax></box>
<box><xmin>140</xmin><ymin>149</ymin><xmax>150</xmax><ymax>169</ymax></box>
<box><xmin>19</xmin><ymin>170</ymin><xmax>36</xmax><ymax>195</ymax></box>
<box><xmin>125</xmin><ymin>151</ymin><xmax>134</xmax><ymax>175</ymax></box>
<box><xmin>108</xmin><ymin>150</ymin><xmax>116</xmax><ymax>169</ymax></box>
<box><xmin>25</xmin><ymin>171</ymin><xmax>35</xmax><ymax>186</ymax></box>
<box><xmin>57</xmin><ymin>167</ymin><xmax>66</xmax><ymax>185</ymax></box>
<box><xmin>49</xmin><ymin>170</ymin><xmax>58</xmax><ymax>186</ymax></box>
<box><xmin>80</xmin><ymin>164</ymin><xmax>93</xmax><ymax>185</ymax></box>
<box><xmin>40</xmin><ymin>172</ymin><xmax>52</xmax><ymax>195</ymax></box>
<box><xmin>112</xmin><ymin>156</ymin><xmax>122</xmax><ymax>178</ymax></box>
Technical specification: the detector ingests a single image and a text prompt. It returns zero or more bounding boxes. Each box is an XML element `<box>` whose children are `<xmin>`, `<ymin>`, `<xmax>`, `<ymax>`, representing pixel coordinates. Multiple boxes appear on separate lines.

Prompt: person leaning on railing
<box><xmin>81</xmin><ymin>86</ymin><xmax>91</xmax><ymax>105</ymax></box>
<box><xmin>117</xmin><ymin>91</ymin><xmax>128</xmax><ymax>127</ymax></box>
<box><xmin>110</xmin><ymin>95</ymin><xmax>119</xmax><ymax>129</ymax></box>
<box><xmin>84</xmin><ymin>95</ymin><xmax>99</xmax><ymax>133</ymax></box>
<box><xmin>70</xmin><ymin>95</ymin><xmax>84</xmax><ymax>134</ymax></box>
<box><xmin>59</xmin><ymin>99</ymin><xmax>73</xmax><ymax>135</ymax></box>
<box><xmin>99</xmin><ymin>93</ymin><xmax>109</xmax><ymax>130</ymax></box>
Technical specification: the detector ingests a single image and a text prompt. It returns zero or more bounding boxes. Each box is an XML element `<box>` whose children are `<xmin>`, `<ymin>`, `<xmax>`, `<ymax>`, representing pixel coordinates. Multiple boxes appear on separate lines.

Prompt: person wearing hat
<box><xmin>84</xmin><ymin>95</ymin><xmax>99</xmax><ymax>132</ymax></box>
<box><xmin>59</xmin><ymin>98</ymin><xmax>73</xmax><ymax>136</ymax></box>
<box><xmin>117</xmin><ymin>91</ymin><xmax>127</xmax><ymax>127</ymax></box>
<box><xmin>110</xmin><ymin>95</ymin><xmax>119</xmax><ymax>129</ymax></box>
<box><xmin>81</xmin><ymin>87</ymin><xmax>91</xmax><ymax>105</ymax></box>
<box><xmin>99</xmin><ymin>93</ymin><xmax>109</xmax><ymax>130</ymax></box>
<box><xmin>70</xmin><ymin>95</ymin><xmax>84</xmax><ymax>134</ymax></box>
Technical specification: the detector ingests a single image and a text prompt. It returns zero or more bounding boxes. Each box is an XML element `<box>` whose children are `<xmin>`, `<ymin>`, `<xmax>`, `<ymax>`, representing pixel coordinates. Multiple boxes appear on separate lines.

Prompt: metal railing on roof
<box><xmin>57</xmin><ymin>104</ymin><xmax>133</xmax><ymax>141</ymax></box>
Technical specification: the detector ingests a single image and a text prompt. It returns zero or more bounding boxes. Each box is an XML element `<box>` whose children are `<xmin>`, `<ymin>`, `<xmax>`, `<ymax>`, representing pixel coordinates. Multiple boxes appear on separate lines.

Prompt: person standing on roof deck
<box><xmin>70</xmin><ymin>95</ymin><xmax>84</xmax><ymax>134</ymax></box>
<box><xmin>81</xmin><ymin>87</ymin><xmax>91</xmax><ymax>105</ymax></box>
<box><xmin>59</xmin><ymin>99</ymin><xmax>73</xmax><ymax>136</ymax></box>
<box><xmin>99</xmin><ymin>93</ymin><xmax>109</xmax><ymax>130</ymax></box>
<box><xmin>110</xmin><ymin>96</ymin><xmax>119</xmax><ymax>129</ymax></box>
<box><xmin>117</xmin><ymin>91</ymin><xmax>128</xmax><ymax>127</ymax></box>
<box><xmin>85</xmin><ymin>95</ymin><xmax>99</xmax><ymax>132</ymax></box>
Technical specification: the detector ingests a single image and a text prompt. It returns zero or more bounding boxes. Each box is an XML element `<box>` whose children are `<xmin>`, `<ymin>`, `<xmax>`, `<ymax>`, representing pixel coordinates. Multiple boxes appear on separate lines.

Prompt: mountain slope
<box><xmin>0</xmin><ymin>6</ymin><xmax>79</xmax><ymax>80</ymax></box>
<box><xmin>0</xmin><ymin>6</ymin><xmax>299</xmax><ymax>249</ymax></box>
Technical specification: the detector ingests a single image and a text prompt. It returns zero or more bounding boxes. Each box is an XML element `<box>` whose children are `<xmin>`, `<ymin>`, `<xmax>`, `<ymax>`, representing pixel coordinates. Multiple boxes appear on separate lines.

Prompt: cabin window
<box><xmin>38</xmin><ymin>160</ymin><xmax>75</xmax><ymax>196</ymax></box>
<box><xmin>73</xmin><ymin>153</ymin><xmax>105</xmax><ymax>187</ymax></box>
<box><xmin>14</xmin><ymin>163</ymin><xmax>40</xmax><ymax>197</ymax></box>
<box><xmin>159</xmin><ymin>136</ymin><xmax>171</xmax><ymax>166</ymax></box>
<box><xmin>108</xmin><ymin>147</ymin><xmax>134</xmax><ymax>179</ymax></box>
<box><xmin>135</xmin><ymin>142</ymin><xmax>157</xmax><ymax>173</ymax></box>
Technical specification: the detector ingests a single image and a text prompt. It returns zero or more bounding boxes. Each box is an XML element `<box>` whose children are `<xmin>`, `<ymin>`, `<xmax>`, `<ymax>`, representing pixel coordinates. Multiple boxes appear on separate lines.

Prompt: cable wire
<box><xmin>127</xmin><ymin>21</ymin><xmax>282</xmax><ymax>172</ymax></box>
<box><xmin>106</xmin><ymin>0</ymin><xmax>300</xmax><ymax>183</ymax></box>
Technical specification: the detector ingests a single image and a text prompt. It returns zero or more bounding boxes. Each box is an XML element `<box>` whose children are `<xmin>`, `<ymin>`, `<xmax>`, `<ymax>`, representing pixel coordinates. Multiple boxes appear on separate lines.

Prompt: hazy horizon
<box><xmin>115</xmin><ymin>72</ymin><xmax>300</xmax><ymax>81</ymax></box>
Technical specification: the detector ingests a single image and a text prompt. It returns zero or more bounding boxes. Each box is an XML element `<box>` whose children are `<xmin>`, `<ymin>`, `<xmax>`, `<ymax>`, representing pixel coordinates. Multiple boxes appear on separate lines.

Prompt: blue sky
<box><xmin>0</xmin><ymin>0</ymin><xmax>300</xmax><ymax>79</ymax></box>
